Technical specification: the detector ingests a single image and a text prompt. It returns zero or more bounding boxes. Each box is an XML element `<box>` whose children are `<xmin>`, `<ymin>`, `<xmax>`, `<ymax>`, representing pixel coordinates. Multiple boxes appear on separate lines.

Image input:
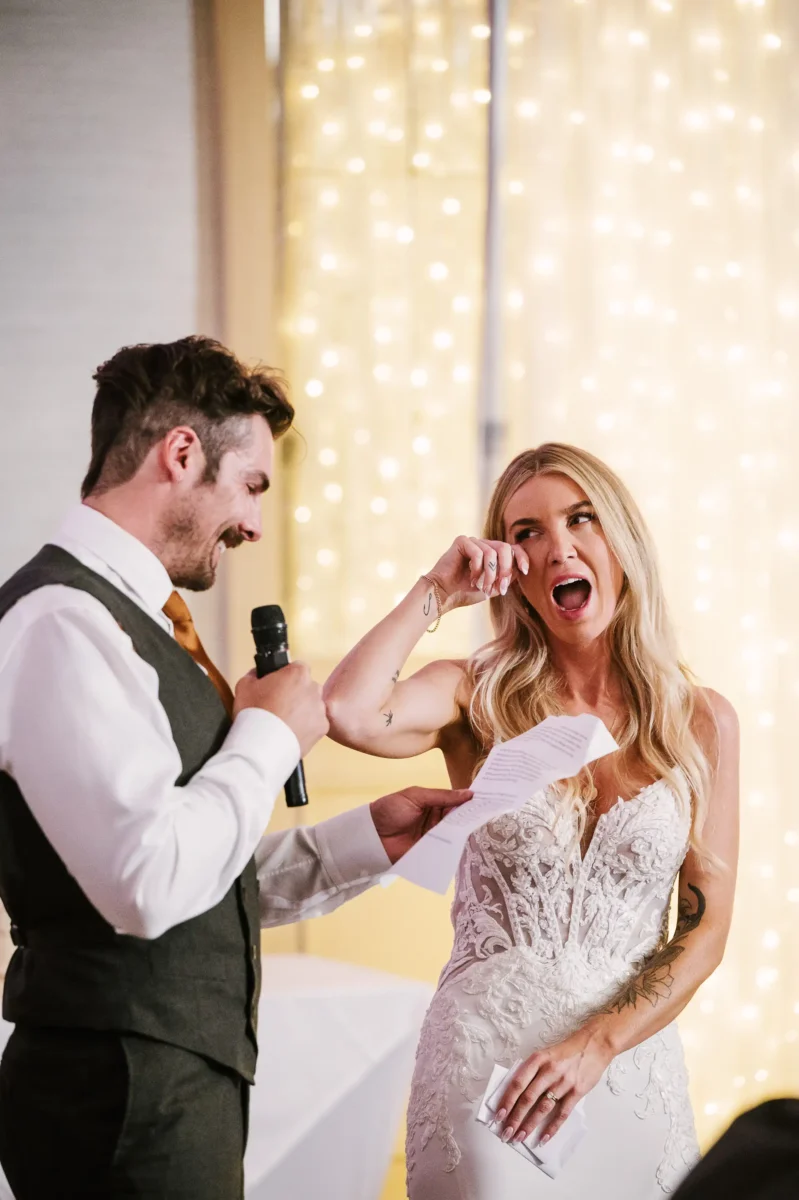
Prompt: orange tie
<box><xmin>163</xmin><ymin>591</ymin><xmax>235</xmax><ymax>718</ymax></box>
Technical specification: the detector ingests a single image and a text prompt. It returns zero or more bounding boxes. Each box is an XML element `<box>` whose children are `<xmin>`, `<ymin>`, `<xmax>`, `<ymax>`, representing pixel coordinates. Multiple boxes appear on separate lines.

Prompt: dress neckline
<box><xmin>577</xmin><ymin>777</ymin><xmax>670</xmax><ymax>864</ymax></box>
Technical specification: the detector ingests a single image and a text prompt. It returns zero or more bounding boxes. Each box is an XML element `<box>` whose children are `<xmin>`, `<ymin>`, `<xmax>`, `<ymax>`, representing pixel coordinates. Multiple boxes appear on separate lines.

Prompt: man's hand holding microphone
<box><xmin>233</xmin><ymin>610</ymin><xmax>471</xmax><ymax>862</ymax></box>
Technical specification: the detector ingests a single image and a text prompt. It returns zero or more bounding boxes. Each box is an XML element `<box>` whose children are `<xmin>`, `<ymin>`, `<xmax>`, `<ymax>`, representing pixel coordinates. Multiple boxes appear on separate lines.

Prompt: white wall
<box><xmin>0</xmin><ymin>0</ymin><xmax>199</xmax><ymax>578</ymax></box>
<box><xmin>0</xmin><ymin>0</ymin><xmax>227</xmax><ymax>657</ymax></box>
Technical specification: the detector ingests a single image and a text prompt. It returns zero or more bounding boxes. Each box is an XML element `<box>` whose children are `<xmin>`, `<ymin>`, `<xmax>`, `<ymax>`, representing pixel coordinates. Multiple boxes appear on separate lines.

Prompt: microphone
<box><xmin>251</xmin><ymin>604</ymin><xmax>309</xmax><ymax>808</ymax></box>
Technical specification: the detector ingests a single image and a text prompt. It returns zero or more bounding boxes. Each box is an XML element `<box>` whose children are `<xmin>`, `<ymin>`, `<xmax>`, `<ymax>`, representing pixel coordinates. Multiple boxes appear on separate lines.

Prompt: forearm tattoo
<box><xmin>384</xmin><ymin>710</ymin><xmax>394</xmax><ymax>727</ymax></box>
<box><xmin>598</xmin><ymin>884</ymin><xmax>707</xmax><ymax>1014</ymax></box>
<box><xmin>392</xmin><ymin>670</ymin><xmax>400</xmax><ymax>683</ymax></box>
<box><xmin>423</xmin><ymin>591</ymin><xmax>433</xmax><ymax>617</ymax></box>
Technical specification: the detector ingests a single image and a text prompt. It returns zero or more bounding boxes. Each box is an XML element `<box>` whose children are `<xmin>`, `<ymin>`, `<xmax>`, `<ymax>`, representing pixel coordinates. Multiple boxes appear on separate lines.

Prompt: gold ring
<box><xmin>545</xmin><ymin>1090</ymin><xmax>559</xmax><ymax>1103</ymax></box>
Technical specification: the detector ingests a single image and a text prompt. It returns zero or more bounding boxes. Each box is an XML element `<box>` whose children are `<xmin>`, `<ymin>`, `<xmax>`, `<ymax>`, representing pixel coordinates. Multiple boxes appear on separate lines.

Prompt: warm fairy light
<box><xmin>281</xmin><ymin>1</ymin><xmax>798</xmax><ymax>1153</ymax></box>
<box><xmin>378</xmin><ymin>457</ymin><xmax>400</xmax><ymax>480</ymax></box>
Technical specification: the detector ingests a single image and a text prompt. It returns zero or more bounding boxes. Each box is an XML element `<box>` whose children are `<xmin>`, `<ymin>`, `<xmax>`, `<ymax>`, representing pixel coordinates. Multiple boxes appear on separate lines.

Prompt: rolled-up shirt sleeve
<box><xmin>1</xmin><ymin>596</ymin><xmax>300</xmax><ymax>940</ymax></box>
<box><xmin>256</xmin><ymin>803</ymin><xmax>391</xmax><ymax>927</ymax></box>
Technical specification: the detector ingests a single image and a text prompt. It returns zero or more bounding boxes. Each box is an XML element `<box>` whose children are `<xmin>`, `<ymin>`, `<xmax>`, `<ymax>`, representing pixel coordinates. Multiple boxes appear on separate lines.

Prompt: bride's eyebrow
<box><xmin>508</xmin><ymin>501</ymin><xmax>591</xmax><ymax>532</ymax></box>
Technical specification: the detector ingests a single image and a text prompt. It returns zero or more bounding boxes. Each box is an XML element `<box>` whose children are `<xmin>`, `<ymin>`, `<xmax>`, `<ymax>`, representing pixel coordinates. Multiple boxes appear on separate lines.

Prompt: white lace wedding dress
<box><xmin>406</xmin><ymin>780</ymin><xmax>700</xmax><ymax>1199</ymax></box>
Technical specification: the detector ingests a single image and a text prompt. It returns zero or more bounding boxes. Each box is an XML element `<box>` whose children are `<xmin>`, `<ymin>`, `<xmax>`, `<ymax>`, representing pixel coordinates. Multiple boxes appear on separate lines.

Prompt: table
<box><xmin>0</xmin><ymin>954</ymin><xmax>432</xmax><ymax>1199</ymax></box>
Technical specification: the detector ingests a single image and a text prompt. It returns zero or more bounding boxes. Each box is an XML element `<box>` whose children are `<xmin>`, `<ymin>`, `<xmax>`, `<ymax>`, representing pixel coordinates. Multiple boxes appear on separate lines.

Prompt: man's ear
<box><xmin>160</xmin><ymin>426</ymin><xmax>204</xmax><ymax>483</ymax></box>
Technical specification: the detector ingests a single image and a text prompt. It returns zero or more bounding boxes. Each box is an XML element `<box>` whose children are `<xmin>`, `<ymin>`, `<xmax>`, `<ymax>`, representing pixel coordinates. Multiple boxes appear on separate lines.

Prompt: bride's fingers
<box><xmin>495</xmin><ymin>1054</ymin><xmax>544</xmax><ymax>1127</ymax></box>
<box><xmin>489</xmin><ymin>542</ymin><xmax>515</xmax><ymax>596</ymax></box>
<box><xmin>503</xmin><ymin>1070</ymin><xmax>563</xmax><ymax>1142</ymax></box>
<box><xmin>512</xmin><ymin>543</ymin><xmax>530</xmax><ymax>577</ymax></box>
<box><xmin>509</xmin><ymin>1072</ymin><xmax>563</xmax><ymax>1143</ymax></box>
<box><xmin>476</xmin><ymin>540</ymin><xmax>499</xmax><ymax>595</ymax></box>
<box><xmin>456</xmin><ymin>536</ymin><xmax>484</xmax><ymax>588</ymax></box>
<box><xmin>536</xmin><ymin>1089</ymin><xmax>578</xmax><ymax>1146</ymax></box>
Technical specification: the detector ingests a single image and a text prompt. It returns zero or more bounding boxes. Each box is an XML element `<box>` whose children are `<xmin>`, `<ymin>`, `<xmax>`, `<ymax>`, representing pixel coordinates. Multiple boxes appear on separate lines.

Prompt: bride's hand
<box><xmin>494</xmin><ymin>1025</ymin><xmax>613</xmax><ymax>1147</ymax></box>
<box><xmin>426</xmin><ymin>535</ymin><xmax>529</xmax><ymax>611</ymax></box>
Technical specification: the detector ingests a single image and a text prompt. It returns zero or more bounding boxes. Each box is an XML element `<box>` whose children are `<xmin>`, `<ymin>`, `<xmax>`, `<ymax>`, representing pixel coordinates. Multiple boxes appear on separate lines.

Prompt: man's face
<box><xmin>167</xmin><ymin>415</ymin><xmax>274</xmax><ymax>591</ymax></box>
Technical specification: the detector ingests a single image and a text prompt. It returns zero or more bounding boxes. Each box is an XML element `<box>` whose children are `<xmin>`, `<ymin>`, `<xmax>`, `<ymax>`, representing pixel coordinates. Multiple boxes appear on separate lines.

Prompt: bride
<box><xmin>324</xmin><ymin>443</ymin><xmax>739</xmax><ymax>1198</ymax></box>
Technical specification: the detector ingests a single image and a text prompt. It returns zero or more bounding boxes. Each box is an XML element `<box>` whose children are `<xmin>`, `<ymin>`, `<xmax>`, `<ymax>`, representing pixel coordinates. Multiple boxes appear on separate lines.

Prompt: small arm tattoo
<box><xmin>423</xmin><ymin>592</ymin><xmax>433</xmax><ymax>617</ymax></box>
<box><xmin>392</xmin><ymin>670</ymin><xmax>400</xmax><ymax>683</ymax></box>
<box><xmin>597</xmin><ymin>884</ymin><xmax>706</xmax><ymax>1015</ymax></box>
<box><xmin>384</xmin><ymin>710</ymin><xmax>394</xmax><ymax>727</ymax></box>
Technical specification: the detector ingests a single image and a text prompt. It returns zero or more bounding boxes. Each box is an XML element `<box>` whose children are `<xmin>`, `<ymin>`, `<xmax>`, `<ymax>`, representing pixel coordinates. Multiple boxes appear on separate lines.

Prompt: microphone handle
<box><xmin>254</xmin><ymin>645</ymin><xmax>309</xmax><ymax>808</ymax></box>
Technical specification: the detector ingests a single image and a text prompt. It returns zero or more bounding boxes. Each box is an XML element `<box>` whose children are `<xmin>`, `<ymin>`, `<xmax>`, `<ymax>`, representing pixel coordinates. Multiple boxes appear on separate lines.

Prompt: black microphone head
<box><xmin>251</xmin><ymin>605</ymin><xmax>288</xmax><ymax>648</ymax></box>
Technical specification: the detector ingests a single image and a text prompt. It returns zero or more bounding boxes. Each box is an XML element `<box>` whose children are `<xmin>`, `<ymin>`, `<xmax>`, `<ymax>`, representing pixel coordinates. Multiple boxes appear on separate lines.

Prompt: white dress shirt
<box><xmin>0</xmin><ymin>505</ymin><xmax>389</xmax><ymax>940</ymax></box>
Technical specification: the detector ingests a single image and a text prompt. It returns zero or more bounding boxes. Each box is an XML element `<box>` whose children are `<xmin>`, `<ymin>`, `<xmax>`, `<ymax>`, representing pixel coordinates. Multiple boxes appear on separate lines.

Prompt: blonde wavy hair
<box><xmin>466</xmin><ymin>443</ymin><xmax>715</xmax><ymax>859</ymax></box>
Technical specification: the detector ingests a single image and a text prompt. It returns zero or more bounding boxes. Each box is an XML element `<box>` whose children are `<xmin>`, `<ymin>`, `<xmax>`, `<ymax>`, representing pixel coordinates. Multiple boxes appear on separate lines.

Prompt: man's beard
<box><xmin>162</xmin><ymin>501</ymin><xmax>244</xmax><ymax>591</ymax></box>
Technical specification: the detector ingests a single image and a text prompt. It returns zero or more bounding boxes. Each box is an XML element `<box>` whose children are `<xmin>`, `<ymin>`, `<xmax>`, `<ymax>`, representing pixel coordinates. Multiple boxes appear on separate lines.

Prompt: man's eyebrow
<box><xmin>248</xmin><ymin>471</ymin><xmax>270</xmax><ymax>494</ymax></box>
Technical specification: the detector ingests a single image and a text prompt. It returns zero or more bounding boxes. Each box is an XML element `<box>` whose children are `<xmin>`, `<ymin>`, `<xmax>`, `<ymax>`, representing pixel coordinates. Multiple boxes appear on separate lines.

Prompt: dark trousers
<box><xmin>0</xmin><ymin>1026</ymin><xmax>248</xmax><ymax>1199</ymax></box>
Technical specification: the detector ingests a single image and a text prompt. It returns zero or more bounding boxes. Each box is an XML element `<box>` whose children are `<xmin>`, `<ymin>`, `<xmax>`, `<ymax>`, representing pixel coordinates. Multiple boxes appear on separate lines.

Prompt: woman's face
<box><xmin>502</xmin><ymin>472</ymin><xmax>624</xmax><ymax>647</ymax></box>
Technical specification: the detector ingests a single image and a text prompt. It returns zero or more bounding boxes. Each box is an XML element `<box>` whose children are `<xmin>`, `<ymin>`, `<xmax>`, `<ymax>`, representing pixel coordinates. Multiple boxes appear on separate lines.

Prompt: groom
<box><xmin>0</xmin><ymin>336</ymin><xmax>468</xmax><ymax>1199</ymax></box>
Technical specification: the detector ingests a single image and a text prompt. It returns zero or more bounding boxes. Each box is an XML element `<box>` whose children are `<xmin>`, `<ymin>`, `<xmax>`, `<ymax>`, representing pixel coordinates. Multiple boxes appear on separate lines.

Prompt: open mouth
<box><xmin>551</xmin><ymin>577</ymin><xmax>592</xmax><ymax>615</ymax></box>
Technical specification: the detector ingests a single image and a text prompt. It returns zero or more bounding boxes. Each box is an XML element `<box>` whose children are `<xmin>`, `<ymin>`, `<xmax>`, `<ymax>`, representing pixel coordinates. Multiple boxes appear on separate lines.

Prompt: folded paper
<box><xmin>476</xmin><ymin>1061</ymin><xmax>588</xmax><ymax>1179</ymax></box>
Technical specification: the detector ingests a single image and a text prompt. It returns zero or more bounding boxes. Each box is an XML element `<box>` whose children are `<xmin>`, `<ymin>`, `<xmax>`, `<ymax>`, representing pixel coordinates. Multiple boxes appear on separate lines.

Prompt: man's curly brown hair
<box><xmin>81</xmin><ymin>335</ymin><xmax>294</xmax><ymax>498</ymax></box>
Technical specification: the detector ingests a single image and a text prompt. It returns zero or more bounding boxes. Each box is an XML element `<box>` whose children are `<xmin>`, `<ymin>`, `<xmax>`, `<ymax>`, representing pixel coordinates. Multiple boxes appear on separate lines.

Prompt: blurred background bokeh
<box><xmin>1</xmin><ymin>1</ymin><xmax>798</xmax><ymax>1196</ymax></box>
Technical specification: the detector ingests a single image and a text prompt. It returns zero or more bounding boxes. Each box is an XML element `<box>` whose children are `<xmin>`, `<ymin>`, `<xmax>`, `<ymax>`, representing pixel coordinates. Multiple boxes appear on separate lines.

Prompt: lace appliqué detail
<box><xmin>407</xmin><ymin>780</ymin><xmax>694</xmax><ymax>1189</ymax></box>
<box><xmin>405</xmin><ymin>987</ymin><xmax>490</xmax><ymax>1177</ymax></box>
<box><xmin>606</xmin><ymin>1032</ymin><xmax>700</xmax><ymax>1192</ymax></box>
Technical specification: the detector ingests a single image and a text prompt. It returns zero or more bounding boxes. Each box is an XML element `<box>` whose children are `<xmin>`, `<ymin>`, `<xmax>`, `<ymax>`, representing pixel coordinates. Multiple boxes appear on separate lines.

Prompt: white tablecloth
<box><xmin>0</xmin><ymin>954</ymin><xmax>432</xmax><ymax>1200</ymax></box>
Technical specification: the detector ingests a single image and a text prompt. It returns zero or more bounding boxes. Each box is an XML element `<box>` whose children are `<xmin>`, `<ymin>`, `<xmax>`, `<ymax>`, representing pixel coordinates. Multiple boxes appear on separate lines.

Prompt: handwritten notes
<box><xmin>388</xmin><ymin>714</ymin><xmax>618</xmax><ymax>894</ymax></box>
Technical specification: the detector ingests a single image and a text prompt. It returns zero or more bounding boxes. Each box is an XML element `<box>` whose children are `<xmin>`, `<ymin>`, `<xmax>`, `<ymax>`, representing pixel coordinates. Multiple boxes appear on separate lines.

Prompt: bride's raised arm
<box><xmin>323</xmin><ymin>535</ymin><xmax>528</xmax><ymax>760</ymax></box>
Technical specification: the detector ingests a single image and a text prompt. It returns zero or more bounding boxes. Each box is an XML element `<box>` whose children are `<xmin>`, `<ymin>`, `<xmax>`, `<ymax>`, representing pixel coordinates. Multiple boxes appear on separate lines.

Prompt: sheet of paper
<box><xmin>388</xmin><ymin>714</ymin><xmax>618</xmax><ymax>894</ymax></box>
<box><xmin>476</xmin><ymin>1061</ymin><xmax>589</xmax><ymax>1178</ymax></box>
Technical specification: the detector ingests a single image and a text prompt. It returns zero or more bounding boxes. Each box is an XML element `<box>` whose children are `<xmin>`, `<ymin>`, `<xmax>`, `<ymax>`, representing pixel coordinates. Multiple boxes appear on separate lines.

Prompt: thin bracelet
<box><xmin>421</xmin><ymin>574</ymin><xmax>444</xmax><ymax>633</ymax></box>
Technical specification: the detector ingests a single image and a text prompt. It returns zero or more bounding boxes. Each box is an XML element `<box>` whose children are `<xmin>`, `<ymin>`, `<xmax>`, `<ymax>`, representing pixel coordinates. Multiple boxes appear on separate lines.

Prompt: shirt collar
<box><xmin>52</xmin><ymin>504</ymin><xmax>174</xmax><ymax>616</ymax></box>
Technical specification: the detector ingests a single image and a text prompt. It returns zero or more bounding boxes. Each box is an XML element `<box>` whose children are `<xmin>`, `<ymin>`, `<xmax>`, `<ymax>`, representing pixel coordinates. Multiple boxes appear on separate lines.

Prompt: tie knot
<box><xmin>163</xmin><ymin>590</ymin><xmax>193</xmax><ymax>630</ymax></box>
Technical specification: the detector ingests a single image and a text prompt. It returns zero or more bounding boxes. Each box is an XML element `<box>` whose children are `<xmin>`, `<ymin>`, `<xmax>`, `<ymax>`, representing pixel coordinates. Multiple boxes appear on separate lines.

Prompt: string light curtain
<box><xmin>281</xmin><ymin>0</ymin><xmax>488</xmax><ymax>662</ymax></box>
<box><xmin>278</xmin><ymin>0</ymin><xmax>799</xmax><ymax>1145</ymax></box>
<box><xmin>500</xmin><ymin>0</ymin><xmax>798</xmax><ymax>1141</ymax></box>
